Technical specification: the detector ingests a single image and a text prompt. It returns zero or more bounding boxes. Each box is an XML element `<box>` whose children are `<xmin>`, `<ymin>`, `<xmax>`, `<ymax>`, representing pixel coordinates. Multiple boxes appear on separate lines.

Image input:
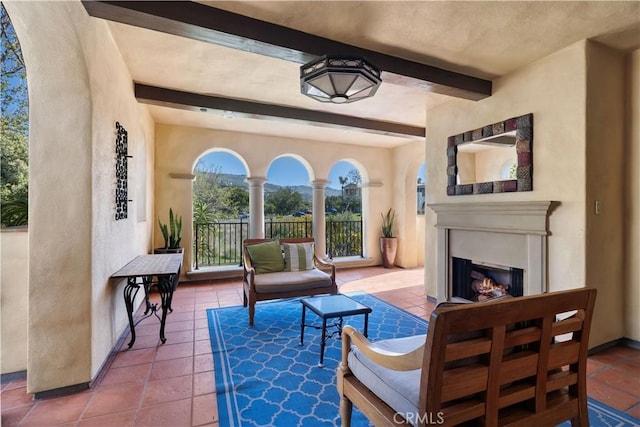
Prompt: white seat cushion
<box><xmin>253</xmin><ymin>268</ymin><xmax>333</xmax><ymax>293</ymax></box>
<box><xmin>347</xmin><ymin>334</ymin><xmax>426</xmax><ymax>426</ymax></box>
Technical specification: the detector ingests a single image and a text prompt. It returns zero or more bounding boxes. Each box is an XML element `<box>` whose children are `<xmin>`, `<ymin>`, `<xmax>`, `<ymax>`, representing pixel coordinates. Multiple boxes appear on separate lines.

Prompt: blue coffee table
<box><xmin>300</xmin><ymin>294</ymin><xmax>372</xmax><ymax>365</ymax></box>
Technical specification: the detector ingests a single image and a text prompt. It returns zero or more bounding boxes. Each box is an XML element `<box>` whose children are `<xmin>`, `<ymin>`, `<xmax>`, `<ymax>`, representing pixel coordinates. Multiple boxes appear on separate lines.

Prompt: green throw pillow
<box><xmin>282</xmin><ymin>242</ymin><xmax>315</xmax><ymax>272</ymax></box>
<box><xmin>246</xmin><ymin>240</ymin><xmax>285</xmax><ymax>274</ymax></box>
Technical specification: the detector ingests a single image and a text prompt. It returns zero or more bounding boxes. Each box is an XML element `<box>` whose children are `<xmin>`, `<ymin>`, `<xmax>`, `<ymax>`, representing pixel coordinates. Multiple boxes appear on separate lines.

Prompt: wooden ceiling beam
<box><xmin>83</xmin><ymin>1</ymin><xmax>491</xmax><ymax>100</ymax></box>
<box><xmin>134</xmin><ymin>84</ymin><xmax>425</xmax><ymax>139</ymax></box>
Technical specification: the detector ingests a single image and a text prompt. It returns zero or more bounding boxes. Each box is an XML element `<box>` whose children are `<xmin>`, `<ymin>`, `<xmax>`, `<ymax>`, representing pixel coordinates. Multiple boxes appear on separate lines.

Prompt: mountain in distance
<box><xmin>217</xmin><ymin>173</ymin><xmax>342</xmax><ymax>200</ymax></box>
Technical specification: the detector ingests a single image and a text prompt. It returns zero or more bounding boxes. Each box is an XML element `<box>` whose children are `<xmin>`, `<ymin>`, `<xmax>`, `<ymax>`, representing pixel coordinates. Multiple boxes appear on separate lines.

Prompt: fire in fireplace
<box><xmin>452</xmin><ymin>257</ymin><xmax>524</xmax><ymax>302</ymax></box>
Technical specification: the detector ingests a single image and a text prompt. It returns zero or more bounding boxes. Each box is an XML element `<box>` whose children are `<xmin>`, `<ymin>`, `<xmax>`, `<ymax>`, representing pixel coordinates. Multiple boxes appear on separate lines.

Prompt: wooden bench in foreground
<box><xmin>337</xmin><ymin>288</ymin><xmax>597</xmax><ymax>426</ymax></box>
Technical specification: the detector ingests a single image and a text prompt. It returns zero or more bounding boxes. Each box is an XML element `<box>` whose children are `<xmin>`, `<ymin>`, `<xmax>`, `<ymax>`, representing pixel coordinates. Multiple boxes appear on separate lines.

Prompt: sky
<box><xmin>197</xmin><ymin>151</ymin><xmax>426</xmax><ymax>190</ymax></box>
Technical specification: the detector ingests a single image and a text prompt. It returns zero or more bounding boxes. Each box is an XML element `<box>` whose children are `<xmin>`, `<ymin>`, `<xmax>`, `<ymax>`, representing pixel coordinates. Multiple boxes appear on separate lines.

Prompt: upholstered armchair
<box><xmin>242</xmin><ymin>238</ymin><xmax>337</xmax><ymax>326</ymax></box>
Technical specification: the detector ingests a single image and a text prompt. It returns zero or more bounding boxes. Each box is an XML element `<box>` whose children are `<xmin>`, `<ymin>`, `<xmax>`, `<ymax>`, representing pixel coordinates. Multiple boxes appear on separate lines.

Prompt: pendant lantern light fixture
<box><xmin>300</xmin><ymin>55</ymin><xmax>382</xmax><ymax>104</ymax></box>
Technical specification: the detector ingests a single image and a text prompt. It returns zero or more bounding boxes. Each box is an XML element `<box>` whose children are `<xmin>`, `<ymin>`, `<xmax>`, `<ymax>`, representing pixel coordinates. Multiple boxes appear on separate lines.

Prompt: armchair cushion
<box><xmin>347</xmin><ymin>334</ymin><xmax>426</xmax><ymax>423</ymax></box>
<box><xmin>282</xmin><ymin>242</ymin><xmax>314</xmax><ymax>271</ymax></box>
<box><xmin>245</xmin><ymin>240</ymin><xmax>285</xmax><ymax>274</ymax></box>
<box><xmin>253</xmin><ymin>268</ymin><xmax>333</xmax><ymax>293</ymax></box>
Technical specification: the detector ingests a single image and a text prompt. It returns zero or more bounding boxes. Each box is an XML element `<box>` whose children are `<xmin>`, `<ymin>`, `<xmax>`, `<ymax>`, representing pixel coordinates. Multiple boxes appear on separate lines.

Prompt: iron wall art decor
<box><xmin>114</xmin><ymin>122</ymin><xmax>132</xmax><ymax>220</ymax></box>
<box><xmin>447</xmin><ymin>113</ymin><xmax>533</xmax><ymax>196</ymax></box>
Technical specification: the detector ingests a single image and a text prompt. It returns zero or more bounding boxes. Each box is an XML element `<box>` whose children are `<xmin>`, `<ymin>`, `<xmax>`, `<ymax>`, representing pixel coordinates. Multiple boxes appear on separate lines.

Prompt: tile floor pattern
<box><xmin>2</xmin><ymin>267</ymin><xmax>639</xmax><ymax>426</ymax></box>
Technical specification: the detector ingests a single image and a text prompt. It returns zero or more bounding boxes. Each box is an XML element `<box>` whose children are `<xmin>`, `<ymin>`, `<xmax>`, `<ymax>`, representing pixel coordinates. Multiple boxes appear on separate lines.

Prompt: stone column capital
<box><xmin>362</xmin><ymin>180</ymin><xmax>383</xmax><ymax>188</ymax></box>
<box><xmin>245</xmin><ymin>176</ymin><xmax>267</xmax><ymax>187</ymax></box>
<box><xmin>312</xmin><ymin>179</ymin><xmax>330</xmax><ymax>189</ymax></box>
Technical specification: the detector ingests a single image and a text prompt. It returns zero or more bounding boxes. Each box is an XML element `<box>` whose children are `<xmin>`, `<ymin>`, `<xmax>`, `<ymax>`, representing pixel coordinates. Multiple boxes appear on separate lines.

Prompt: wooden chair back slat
<box><xmin>444</xmin><ymin>337</ymin><xmax>491</xmax><ymax>362</ymax></box>
<box><xmin>498</xmin><ymin>383</ymin><xmax>536</xmax><ymax>408</ymax></box>
<box><xmin>440</xmin><ymin>400</ymin><xmax>485</xmax><ymax>425</ymax></box>
<box><xmin>440</xmin><ymin>364</ymin><xmax>489</xmax><ymax>402</ymax></box>
<box><xmin>499</xmin><ymin>351</ymin><xmax>538</xmax><ymax>384</ymax></box>
<box><xmin>546</xmin><ymin>370</ymin><xmax>578</xmax><ymax>392</ymax></box>
<box><xmin>504</xmin><ymin>326</ymin><xmax>542</xmax><ymax>347</ymax></box>
<box><xmin>485</xmin><ymin>324</ymin><xmax>507</xmax><ymax>425</ymax></box>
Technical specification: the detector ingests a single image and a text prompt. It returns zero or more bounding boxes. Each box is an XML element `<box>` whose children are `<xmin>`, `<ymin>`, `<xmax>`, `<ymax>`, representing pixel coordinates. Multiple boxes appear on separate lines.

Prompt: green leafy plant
<box><xmin>1</xmin><ymin>193</ymin><xmax>28</xmax><ymax>227</ymax></box>
<box><xmin>380</xmin><ymin>208</ymin><xmax>395</xmax><ymax>238</ymax></box>
<box><xmin>158</xmin><ymin>208</ymin><xmax>182</xmax><ymax>249</ymax></box>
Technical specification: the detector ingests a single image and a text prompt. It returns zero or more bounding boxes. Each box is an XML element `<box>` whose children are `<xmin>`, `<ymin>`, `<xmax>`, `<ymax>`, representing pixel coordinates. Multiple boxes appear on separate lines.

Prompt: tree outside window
<box><xmin>1</xmin><ymin>4</ymin><xmax>29</xmax><ymax>227</ymax></box>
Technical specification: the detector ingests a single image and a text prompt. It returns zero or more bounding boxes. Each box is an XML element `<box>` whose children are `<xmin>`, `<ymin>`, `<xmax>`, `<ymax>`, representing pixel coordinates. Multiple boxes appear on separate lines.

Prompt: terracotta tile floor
<box><xmin>2</xmin><ymin>267</ymin><xmax>639</xmax><ymax>426</ymax></box>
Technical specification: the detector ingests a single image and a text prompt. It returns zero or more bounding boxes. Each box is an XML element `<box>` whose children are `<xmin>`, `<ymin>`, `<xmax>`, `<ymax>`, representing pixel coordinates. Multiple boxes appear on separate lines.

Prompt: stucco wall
<box><xmin>155</xmin><ymin>125</ymin><xmax>402</xmax><ymax>268</ymax></box>
<box><xmin>426</xmin><ymin>40</ymin><xmax>634</xmax><ymax>347</ymax></box>
<box><xmin>392</xmin><ymin>140</ymin><xmax>426</xmax><ymax>268</ymax></box>
<box><xmin>5</xmin><ymin>2</ymin><xmax>155</xmax><ymax>393</ymax></box>
<box><xmin>82</xmin><ymin>12</ymin><xmax>156</xmax><ymax>378</ymax></box>
<box><xmin>0</xmin><ymin>228</ymin><xmax>29</xmax><ymax>374</ymax></box>
<box><xmin>585</xmin><ymin>42</ymin><xmax>626</xmax><ymax>346</ymax></box>
<box><xmin>7</xmin><ymin>1</ymin><xmax>93</xmax><ymax>393</ymax></box>
<box><xmin>426</xmin><ymin>40</ymin><xmax>588</xmax><ymax>302</ymax></box>
<box><xmin>626</xmin><ymin>49</ymin><xmax>640</xmax><ymax>341</ymax></box>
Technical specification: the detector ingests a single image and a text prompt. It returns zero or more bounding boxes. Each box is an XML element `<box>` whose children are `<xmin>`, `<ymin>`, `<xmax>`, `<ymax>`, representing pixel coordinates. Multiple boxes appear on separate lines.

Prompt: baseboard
<box><xmin>1</xmin><ymin>370</ymin><xmax>26</xmax><ymax>383</ymax></box>
<box><xmin>34</xmin><ymin>382</ymin><xmax>90</xmax><ymax>399</ymax></box>
<box><xmin>589</xmin><ymin>337</ymin><xmax>640</xmax><ymax>355</ymax></box>
<box><xmin>621</xmin><ymin>337</ymin><xmax>640</xmax><ymax>350</ymax></box>
<box><xmin>185</xmin><ymin>266</ymin><xmax>243</xmax><ymax>282</ymax></box>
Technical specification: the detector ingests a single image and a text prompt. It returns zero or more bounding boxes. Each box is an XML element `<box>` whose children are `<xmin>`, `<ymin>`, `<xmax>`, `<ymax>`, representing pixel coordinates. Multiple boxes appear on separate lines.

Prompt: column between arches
<box><xmin>246</xmin><ymin>176</ymin><xmax>266</xmax><ymax>238</ymax></box>
<box><xmin>312</xmin><ymin>179</ymin><xmax>329</xmax><ymax>257</ymax></box>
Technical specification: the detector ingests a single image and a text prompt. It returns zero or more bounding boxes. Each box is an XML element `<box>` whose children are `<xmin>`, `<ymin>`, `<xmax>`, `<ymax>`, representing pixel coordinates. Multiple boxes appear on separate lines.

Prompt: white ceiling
<box><xmin>105</xmin><ymin>1</ymin><xmax>640</xmax><ymax>148</ymax></box>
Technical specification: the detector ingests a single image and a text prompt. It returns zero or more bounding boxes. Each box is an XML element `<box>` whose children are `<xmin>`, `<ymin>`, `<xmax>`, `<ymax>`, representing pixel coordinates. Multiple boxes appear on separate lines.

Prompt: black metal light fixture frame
<box><xmin>300</xmin><ymin>55</ymin><xmax>382</xmax><ymax>104</ymax></box>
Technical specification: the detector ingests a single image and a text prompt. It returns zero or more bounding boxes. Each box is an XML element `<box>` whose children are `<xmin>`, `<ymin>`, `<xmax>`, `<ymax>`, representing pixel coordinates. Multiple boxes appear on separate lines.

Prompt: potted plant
<box><xmin>380</xmin><ymin>208</ymin><xmax>398</xmax><ymax>268</ymax></box>
<box><xmin>155</xmin><ymin>208</ymin><xmax>183</xmax><ymax>254</ymax></box>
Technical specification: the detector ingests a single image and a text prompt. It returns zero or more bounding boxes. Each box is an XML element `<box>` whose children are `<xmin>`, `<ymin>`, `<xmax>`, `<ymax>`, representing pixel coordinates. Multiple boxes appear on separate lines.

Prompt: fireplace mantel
<box><xmin>429</xmin><ymin>201</ymin><xmax>554</xmax><ymax>302</ymax></box>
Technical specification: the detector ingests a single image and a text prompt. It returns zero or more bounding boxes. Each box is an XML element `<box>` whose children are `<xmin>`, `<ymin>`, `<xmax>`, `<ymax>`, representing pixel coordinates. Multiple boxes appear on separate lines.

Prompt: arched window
<box><xmin>265</xmin><ymin>156</ymin><xmax>311</xmax><ymax>218</ymax></box>
<box><xmin>327</xmin><ymin>160</ymin><xmax>364</xmax><ymax>258</ymax></box>
<box><xmin>192</xmin><ymin>150</ymin><xmax>249</xmax><ymax>268</ymax></box>
<box><xmin>417</xmin><ymin>163</ymin><xmax>426</xmax><ymax>215</ymax></box>
<box><xmin>1</xmin><ymin>4</ymin><xmax>29</xmax><ymax>227</ymax></box>
<box><xmin>328</xmin><ymin>160</ymin><xmax>362</xmax><ymax>215</ymax></box>
<box><xmin>193</xmin><ymin>150</ymin><xmax>249</xmax><ymax>222</ymax></box>
<box><xmin>501</xmin><ymin>159</ymin><xmax>517</xmax><ymax>180</ymax></box>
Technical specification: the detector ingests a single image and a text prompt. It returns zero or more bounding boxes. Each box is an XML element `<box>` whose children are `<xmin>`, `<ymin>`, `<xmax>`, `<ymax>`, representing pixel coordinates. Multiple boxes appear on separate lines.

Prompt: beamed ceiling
<box><xmin>83</xmin><ymin>1</ymin><xmax>640</xmax><ymax>148</ymax></box>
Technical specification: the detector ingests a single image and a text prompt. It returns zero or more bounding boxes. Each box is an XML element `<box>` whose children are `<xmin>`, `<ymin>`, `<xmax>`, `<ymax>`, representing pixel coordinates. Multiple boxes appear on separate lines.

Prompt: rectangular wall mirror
<box><xmin>447</xmin><ymin>113</ymin><xmax>533</xmax><ymax>195</ymax></box>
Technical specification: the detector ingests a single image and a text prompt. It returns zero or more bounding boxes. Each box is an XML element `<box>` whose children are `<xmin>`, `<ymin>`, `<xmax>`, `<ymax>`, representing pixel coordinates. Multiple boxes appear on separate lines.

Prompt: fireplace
<box><xmin>429</xmin><ymin>201</ymin><xmax>553</xmax><ymax>303</ymax></box>
<box><xmin>451</xmin><ymin>257</ymin><xmax>524</xmax><ymax>301</ymax></box>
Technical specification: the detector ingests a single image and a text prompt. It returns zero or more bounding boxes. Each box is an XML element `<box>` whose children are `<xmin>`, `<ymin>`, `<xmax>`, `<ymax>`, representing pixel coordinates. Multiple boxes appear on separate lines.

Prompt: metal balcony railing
<box><xmin>193</xmin><ymin>218</ymin><xmax>363</xmax><ymax>269</ymax></box>
<box><xmin>326</xmin><ymin>218</ymin><xmax>363</xmax><ymax>260</ymax></box>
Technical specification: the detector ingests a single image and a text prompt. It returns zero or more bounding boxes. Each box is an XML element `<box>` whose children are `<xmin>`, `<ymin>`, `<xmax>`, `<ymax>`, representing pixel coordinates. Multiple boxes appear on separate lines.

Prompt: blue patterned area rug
<box><xmin>207</xmin><ymin>293</ymin><xmax>639</xmax><ymax>427</ymax></box>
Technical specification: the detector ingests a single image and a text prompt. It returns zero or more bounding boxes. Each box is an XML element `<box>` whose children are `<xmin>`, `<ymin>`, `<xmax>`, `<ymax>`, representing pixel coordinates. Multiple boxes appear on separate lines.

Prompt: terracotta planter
<box><xmin>380</xmin><ymin>237</ymin><xmax>398</xmax><ymax>268</ymax></box>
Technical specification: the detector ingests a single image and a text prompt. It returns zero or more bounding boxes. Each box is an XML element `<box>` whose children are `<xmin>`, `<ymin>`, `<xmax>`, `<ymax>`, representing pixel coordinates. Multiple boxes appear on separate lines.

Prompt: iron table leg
<box><xmin>300</xmin><ymin>304</ymin><xmax>306</xmax><ymax>345</ymax></box>
<box><xmin>156</xmin><ymin>273</ymin><xmax>175</xmax><ymax>344</ymax></box>
<box><xmin>319</xmin><ymin>317</ymin><xmax>328</xmax><ymax>365</ymax></box>
<box><xmin>364</xmin><ymin>312</ymin><xmax>369</xmax><ymax>338</ymax></box>
<box><xmin>123</xmin><ymin>277</ymin><xmax>140</xmax><ymax>348</ymax></box>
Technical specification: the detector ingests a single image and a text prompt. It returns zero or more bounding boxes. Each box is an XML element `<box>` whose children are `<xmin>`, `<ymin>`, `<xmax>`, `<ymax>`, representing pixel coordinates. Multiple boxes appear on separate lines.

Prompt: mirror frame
<box><xmin>447</xmin><ymin>113</ymin><xmax>533</xmax><ymax>196</ymax></box>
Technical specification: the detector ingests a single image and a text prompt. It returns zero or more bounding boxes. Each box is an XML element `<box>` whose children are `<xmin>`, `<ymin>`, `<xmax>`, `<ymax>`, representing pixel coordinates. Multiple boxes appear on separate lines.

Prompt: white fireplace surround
<box><xmin>429</xmin><ymin>201</ymin><xmax>553</xmax><ymax>303</ymax></box>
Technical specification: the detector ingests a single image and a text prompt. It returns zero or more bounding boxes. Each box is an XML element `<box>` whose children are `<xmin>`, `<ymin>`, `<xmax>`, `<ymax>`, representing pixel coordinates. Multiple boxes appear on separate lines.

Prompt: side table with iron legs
<box><xmin>300</xmin><ymin>294</ymin><xmax>372</xmax><ymax>365</ymax></box>
<box><xmin>111</xmin><ymin>253</ymin><xmax>182</xmax><ymax>348</ymax></box>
